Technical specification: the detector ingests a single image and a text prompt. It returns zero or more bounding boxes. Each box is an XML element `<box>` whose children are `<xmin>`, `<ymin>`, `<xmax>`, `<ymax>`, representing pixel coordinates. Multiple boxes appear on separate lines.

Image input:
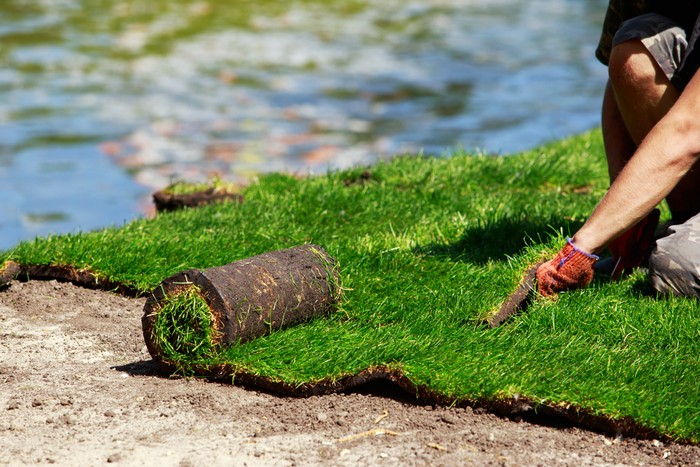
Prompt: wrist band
<box><xmin>557</xmin><ymin>237</ymin><xmax>600</xmax><ymax>269</ymax></box>
<box><xmin>566</xmin><ymin>237</ymin><xmax>600</xmax><ymax>260</ymax></box>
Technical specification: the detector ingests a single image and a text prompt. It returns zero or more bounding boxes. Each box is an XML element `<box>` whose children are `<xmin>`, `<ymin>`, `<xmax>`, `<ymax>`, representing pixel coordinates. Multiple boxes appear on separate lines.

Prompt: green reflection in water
<box><xmin>0</xmin><ymin>0</ymin><xmax>373</xmax><ymax>58</ymax></box>
<box><xmin>23</xmin><ymin>212</ymin><xmax>69</xmax><ymax>224</ymax></box>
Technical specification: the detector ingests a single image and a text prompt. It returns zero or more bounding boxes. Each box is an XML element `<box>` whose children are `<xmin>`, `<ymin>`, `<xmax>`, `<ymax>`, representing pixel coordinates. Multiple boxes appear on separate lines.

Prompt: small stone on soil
<box><xmin>440</xmin><ymin>414</ymin><xmax>457</xmax><ymax>425</ymax></box>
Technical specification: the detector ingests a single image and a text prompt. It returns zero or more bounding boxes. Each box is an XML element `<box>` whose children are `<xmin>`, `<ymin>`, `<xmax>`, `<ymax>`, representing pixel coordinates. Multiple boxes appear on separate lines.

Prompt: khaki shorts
<box><xmin>648</xmin><ymin>213</ymin><xmax>700</xmax><ymax>297</ymax></box>
<box><xmin>613</xmin><ymin>12</ymin><xmax>700</xmax><ymax>90</ymax></box>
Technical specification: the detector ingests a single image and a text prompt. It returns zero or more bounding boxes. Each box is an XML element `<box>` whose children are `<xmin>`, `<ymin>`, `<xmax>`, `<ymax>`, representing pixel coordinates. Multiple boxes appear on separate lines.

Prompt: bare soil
<box><xmin>1</xmin><ymin>279</ymin><xmax>699</xmax><ymax>466</ymax></box>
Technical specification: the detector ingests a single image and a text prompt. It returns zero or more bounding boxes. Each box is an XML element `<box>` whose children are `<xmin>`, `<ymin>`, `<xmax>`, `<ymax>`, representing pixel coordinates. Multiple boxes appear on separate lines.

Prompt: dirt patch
<box><xmin>1</xmin><ymin>279</ymin><xmax>698</xmax><ymax>466</ymax></box>
<box><xmin>343</xmin><ymin>170</ymin><xmax>376</xmax><ymax>187</ymax></box>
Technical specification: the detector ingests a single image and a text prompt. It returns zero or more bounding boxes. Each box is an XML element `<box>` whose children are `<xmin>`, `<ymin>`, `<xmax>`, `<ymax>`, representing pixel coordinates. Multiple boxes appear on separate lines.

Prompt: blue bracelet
<box><xmin>557</xmin><ymin>237</ymin><xmax>600</xmax><ymax>269</ymax></box>
<box><xmin>566</xmin><ymin>238</ymin><xmax>599</xmax><ymax>260</ymax></box>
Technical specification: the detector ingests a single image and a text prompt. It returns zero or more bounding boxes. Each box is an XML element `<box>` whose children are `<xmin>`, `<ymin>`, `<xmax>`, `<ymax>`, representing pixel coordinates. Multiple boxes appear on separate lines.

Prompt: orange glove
<box><xmin>537</xmin><ymin>238</ymin><xmax>599</xmax><ymax>297</ymax></box>
<box><xmin>608</xmin><ymin>209</ymin><xmax>660</xmax><ymax>280</ymax></box>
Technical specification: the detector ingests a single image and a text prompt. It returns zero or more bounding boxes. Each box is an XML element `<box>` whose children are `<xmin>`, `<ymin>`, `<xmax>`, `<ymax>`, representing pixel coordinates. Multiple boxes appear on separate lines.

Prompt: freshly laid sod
<box><xmin>3</xmin><ymin>130</ymin><xmax>699</xmax><ymax>442</ymax></box>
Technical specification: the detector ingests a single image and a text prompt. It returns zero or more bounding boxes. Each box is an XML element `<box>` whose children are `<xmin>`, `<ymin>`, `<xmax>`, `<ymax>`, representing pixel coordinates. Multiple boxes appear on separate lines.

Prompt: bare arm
<box><xmin>572</xmin><ymin>71</ymin><xmax>700</xmax><ymax>255</ymax></box>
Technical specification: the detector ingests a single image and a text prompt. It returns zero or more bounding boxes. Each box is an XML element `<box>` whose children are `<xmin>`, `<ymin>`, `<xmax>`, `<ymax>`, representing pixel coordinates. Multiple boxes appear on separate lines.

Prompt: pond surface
<box><xmin>0</xmin><ymin>0</ymin><xmax>609</xmax><ymax>250</ymax></box>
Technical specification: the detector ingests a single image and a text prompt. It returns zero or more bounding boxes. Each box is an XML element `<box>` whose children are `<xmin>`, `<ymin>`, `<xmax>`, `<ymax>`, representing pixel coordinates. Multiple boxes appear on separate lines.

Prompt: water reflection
<box><xmin>0</xmin><ymin>0</ymin><xmax>609</xmax><ymax>250</ymax></box>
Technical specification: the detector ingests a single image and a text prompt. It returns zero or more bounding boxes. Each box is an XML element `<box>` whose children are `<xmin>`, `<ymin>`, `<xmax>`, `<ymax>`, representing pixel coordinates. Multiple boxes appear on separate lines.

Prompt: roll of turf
<box><xmin>142</xmin><ymin>244</ymin><xmax>341</xmax><ymax>368</ymax></box>
<box><xmin>152</xmin><ymin>187</ymin><xmax>243</xmax><ymax>213</ymax></box>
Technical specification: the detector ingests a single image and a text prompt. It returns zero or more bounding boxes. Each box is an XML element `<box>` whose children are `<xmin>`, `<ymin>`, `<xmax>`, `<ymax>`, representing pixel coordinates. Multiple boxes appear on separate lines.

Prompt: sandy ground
<box><xmin>1</xmin><ymin>279</ymin><xmax>699</xmax><ymax>466</ymax></box>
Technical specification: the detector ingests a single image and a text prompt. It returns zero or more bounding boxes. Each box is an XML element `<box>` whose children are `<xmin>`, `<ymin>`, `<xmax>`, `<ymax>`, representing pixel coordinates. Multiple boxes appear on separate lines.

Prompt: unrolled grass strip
<box><xmin>2</xmin><ymin>129</ymin><xmax>699</xmax><ymax>442</ymax></box>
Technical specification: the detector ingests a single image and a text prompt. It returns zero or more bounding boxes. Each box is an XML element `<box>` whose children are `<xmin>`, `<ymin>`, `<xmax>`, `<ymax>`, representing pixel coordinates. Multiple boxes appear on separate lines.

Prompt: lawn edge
<box><xmin>0</xmin><ymin>260</ymin><xmax>141</xmax><ymax>297</ymax></box>
<box><xmin>0</xmin><ymin>261</ymin><xmax>691</xmax><ymax>445</ymax></box>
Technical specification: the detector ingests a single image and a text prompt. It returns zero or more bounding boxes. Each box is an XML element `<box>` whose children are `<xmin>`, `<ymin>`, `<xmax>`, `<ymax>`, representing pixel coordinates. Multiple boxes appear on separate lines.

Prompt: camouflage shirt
<box><xmin>596</xmin><ymin>0</ymin><xmax>700</xmax><ymax>65</ymax></box>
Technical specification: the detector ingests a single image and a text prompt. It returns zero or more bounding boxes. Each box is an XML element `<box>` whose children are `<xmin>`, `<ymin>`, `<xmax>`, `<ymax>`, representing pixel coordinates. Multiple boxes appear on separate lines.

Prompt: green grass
<box><xmin>3</xmin><ymin>129</ymin><xmax>700</xmax><ymax>441</ymax></box>
<box><xmin>148</xmin><ymin>284</ymin><xmax>219</xmax><ymax>368</ymax></box>
<box><xmin>161</xmin><ymin>177</ymin><xmax>240</xmax><ymax>196</ymax></box>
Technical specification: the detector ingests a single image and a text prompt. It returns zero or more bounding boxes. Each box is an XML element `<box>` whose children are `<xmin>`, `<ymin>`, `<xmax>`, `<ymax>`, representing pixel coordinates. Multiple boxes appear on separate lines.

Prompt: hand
<box><xmin>537</xmin><ymin>238</ymin><xmax>599</xmax><ymax>297</ymax></box>
<box><xmin>608</xmin><ymin>209</ymin><xmax>660</xmax><ymax>280</ymax></box>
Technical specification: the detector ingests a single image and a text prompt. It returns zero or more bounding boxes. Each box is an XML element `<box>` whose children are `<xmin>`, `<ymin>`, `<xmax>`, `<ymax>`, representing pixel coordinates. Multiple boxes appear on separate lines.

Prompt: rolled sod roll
<box><xmin>152</xmin><ymin>187</ymin><xmax>243</xmax><ymax>213</ymax></box>
<box><xmin>142</xmin><ymin>244</ymin><xmax>341</xmax><ymax>366</ymax></box>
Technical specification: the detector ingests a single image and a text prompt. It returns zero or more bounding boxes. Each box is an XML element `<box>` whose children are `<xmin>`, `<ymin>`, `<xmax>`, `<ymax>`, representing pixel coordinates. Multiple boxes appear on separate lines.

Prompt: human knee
<box><xmin>608</xmin><ymin>40</ymin><xmax>660</xmax><ymax>90</ymax></box>
<box><xmin>607</xmin><ymin>12</ymin><xmax>686</xmax><ymax>90</ymax></box>
<box><xmin>647</xmin><ymin>219</ymin><xmax>700</xmax><ymax>297</ymax></box>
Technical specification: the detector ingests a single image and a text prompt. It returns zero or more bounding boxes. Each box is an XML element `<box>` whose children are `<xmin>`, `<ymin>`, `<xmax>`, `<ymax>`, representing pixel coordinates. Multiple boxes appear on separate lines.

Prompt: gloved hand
<box><xmin>537</xmin><ymin>238</ymin><xmax>599</xmax><ymax>297</ymax></box>
<box><xmin>608</xmin><ymin>209</ymin><xmax>660</xmax><ymax>280</ymax></box>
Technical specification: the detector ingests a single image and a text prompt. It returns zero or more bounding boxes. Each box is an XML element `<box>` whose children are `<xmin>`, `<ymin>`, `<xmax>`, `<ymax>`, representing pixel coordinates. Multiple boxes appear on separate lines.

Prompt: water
<box><xmin>0</xmin><ymin>0</ymin><xmax>609</xmax><ymax>251</ymax></box>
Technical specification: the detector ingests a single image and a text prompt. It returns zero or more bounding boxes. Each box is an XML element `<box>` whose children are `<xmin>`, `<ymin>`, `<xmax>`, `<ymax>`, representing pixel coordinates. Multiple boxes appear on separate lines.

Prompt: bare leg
<box><xmin>601</xmin><ymin>80</ymin><xmax>636</xmax><ymax>183</ymax></box>
<box><xmin>608</xmin><ymin>40</ymin><xmax>678</xmax><ymax>145</ymax></box>
<box><xmin>608</xmin><ymin>39</ymin><xmax>700</xmax><ymax>219</ymax></box>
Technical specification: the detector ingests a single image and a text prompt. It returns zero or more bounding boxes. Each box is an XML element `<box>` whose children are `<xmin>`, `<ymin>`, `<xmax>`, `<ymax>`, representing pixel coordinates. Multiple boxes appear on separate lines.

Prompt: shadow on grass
<box><xmin>591</xmin><ymin>266</ymin><xmax>664</xmax><ymax>298</ymax></box>
<box><xmin>415</xmin><ymin>215</ymin><xmax>583</xmax><ymax>264</ymax></box>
